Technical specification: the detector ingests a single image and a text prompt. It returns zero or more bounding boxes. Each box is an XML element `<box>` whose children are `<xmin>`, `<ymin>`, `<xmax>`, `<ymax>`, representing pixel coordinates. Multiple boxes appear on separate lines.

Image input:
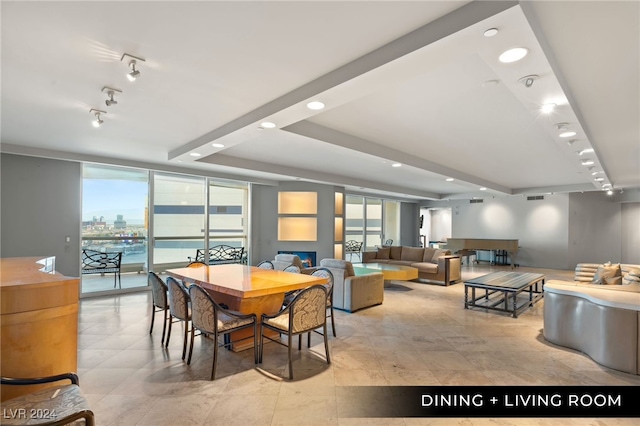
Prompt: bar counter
<box><xmin>1</xmin><ymin>257</ymin><xmax>79</xmax><ymax>401</ymax></box>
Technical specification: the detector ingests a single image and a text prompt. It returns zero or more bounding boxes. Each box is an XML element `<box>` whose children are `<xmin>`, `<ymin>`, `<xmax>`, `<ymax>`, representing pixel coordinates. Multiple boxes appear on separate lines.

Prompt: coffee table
<box><xmin>464</xmin><ymin>271</ymin><xmax>545</xmax><ymax>318</ymax></box>
<box><xmin>352</xmin><ymin>263</ymin><xmax>419</xmax><ymax>286</ymax></box>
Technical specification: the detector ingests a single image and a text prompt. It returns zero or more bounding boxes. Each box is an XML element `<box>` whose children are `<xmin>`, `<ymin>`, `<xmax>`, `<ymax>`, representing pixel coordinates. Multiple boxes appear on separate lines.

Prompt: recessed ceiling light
<box><xmin>190</xmin><ymin>152</ymin><xmax>201</xmax><ymax>157</ymax></box>
<box><xmin>306</xmin><ymin>101</ymin><xmax>325</xmax><ymax>110</ymax></box>
<box><xmin>481</xmin><ymin>79</ymin><xmax>500</xmax><ymax>88</ymax></box>
<box><xmin>392</xmin><ymin>163</ymin><xmax>402</xmax><ymax>168</ymax></box>
<box><xmin>260</xmin><ymin>121</ymin><xmax>276</xmax><ymax>129</ymax></box>
<box><xmin>212</xmin><ymin>143</ymin><xmax>225</xmax><ymax>148</ymax></box>
<box><xmin>480</xmin><ymin>187</ymin><xmax>487</xmax><ymax>191</ymax></box>
<box><xmin>606</xmin><ymin>189</ymin><xmax>614</xmax><ymax>196</ymax></box>
<box><xmin>579</xmin><ymin>148</ymin><xmax>594</xmax><ymax>156</ymax></box>
<box><xmin>591</xmin><ymin>171</ymin><xmax>602</xmax><ymax>175</ymax></box>
<box><xmin>499</xmin><ymin>47</ymin><xmax>528</xmax><ymax>63</ymax></box>
<box><xmin>484</xmin><ymin>28</ymin><xmax>498</xmax><ymax>37</ymax></box>
<box><xmin>594</xmin><ymin>177</ymin><xmax>605</xmax><ymax>182</ymax></box>
<box><xmin>541</xmin><ymin>103</ymin><xmax>556</xmax><ymax>114</ymax></box>
<box><xmin>560</xmin><ymin>131</ymin><xmax>577</xmax><ymax>138</ymax></box>
<box><xmin>446</xmin><ymin>178</ymin><xmax>454</xmax><ymax>182</ymax></box>
<box><xmin>581</xmin><ymin>160</ymin><xmax>594</xmax><ymax>166</ymax></box>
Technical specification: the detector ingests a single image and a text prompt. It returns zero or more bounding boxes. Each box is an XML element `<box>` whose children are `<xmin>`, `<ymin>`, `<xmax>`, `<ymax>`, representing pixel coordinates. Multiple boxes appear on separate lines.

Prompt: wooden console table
<box><xmin>0</xmin><ymin>257</ymin><xmax>79</xmax><ymax>401</ymax></box>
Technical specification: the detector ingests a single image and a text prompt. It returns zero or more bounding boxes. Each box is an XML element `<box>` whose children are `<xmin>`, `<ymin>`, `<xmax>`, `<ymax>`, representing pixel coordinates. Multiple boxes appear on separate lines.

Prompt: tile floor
<box><xmin>78</xmin><ymin>264</ymin><xmax>640</xmax><ymax>425</ymax></box>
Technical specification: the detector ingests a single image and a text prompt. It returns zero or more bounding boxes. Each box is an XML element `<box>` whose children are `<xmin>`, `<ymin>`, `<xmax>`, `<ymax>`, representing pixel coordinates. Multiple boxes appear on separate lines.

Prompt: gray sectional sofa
<box><xmin>362</xmin><ymin>246</ymin><xmax>461</xmax><ymax>286</ymax></box>
<box><xmin>543</xmin><ymin>263</ymin><xmax>640</xmax><ymax>375</ymax></box>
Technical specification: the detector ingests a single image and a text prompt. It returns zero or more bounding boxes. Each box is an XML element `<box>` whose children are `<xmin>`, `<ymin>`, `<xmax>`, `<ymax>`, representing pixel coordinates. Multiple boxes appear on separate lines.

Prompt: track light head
<box><xmin>101</xmin><ymin>86</ymin><xmax>121</xmax><ymax>107</ymax></box>
<box><xmin>127</xmin><ymin>60</ymin><xmax>140</xmax><ymax>81</ymax></box>
<box><xmin>90</xmin><ymin>108</ymin><xmax>106</xmax><ymax>128</ymax></box>
<box><xmin>105</xmin><ymin>91</ymin><xmax>118</xmax><ymax>106</ymax></box>
<box><xmin>121</xmin><ymin>53</ymin><xmax>145</xmax><ymax>82</ymax></box>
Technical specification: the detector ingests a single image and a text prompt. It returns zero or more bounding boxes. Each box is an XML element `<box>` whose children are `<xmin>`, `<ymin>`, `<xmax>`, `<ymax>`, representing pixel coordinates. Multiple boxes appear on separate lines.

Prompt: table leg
<box><xmin>464</xmin><ymin>286</ymin><xmax>469</xmax><ymax>309</ymax></box>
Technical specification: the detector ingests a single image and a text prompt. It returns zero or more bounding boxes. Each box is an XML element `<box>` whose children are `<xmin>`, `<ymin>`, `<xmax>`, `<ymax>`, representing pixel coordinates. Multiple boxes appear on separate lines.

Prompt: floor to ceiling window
<box><xmin>82</xmin><ymin>164</ymin><xmax>249</xmax><ymax>295</ymax></box>
<box><xmin>345</xmin><ymin>195</ymin><xmax>400</xmax><ymax>253</ymax></box>
<box><xmin>81</xmin><ymin>164</ymin><xmax>149</xmax><ymax>294</ymax></box>
<box><xmin>152</xmin><ymin>172</ymin><xmax>206</xmax><ymax>270</ymax></box>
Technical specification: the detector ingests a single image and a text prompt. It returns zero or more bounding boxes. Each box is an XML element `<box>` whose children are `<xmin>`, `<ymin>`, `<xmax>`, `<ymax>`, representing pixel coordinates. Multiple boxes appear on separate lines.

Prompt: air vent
<box><xmin>527</xmin><ymin>195</ymin><xmax>545</xmax><ymax>201</ymax></box>
<box><xmin>469</xmin><ymin>199</ymin><xmax>484</xmax><ymax>204</ymax></box>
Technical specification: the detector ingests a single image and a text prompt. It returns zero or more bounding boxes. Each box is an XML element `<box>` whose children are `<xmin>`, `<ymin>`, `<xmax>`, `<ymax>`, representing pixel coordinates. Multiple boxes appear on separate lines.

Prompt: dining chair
<box><xmin>1</xmin><ymin>373</ymin><xmax>94</xmax><ymax>426</ymax></box>
<box><xmin>283</xmin><ymin>264</ymin><xmax>301</xmax><ymax>273</ymax></box>
<box><xmin>165</xmin><ymin>276</ymin><xmax>192</xmax><ymax>360</ymax></box>
<box><xmin>187</xmin><ymin>284</ymin><xmax>258</xmax><ymax>380</ymax></box>
<box><xmin>259</xmin><ymin>284</ymin><xmax>330</xmax><ymax>380</ymax></box>
<box><xmin>256</xmin><ymin>260</ymin><xmax>274</xmax><ymax>269</ymax></box>
<box><xmin>148</xmin><ymin>272</ymin><xmax>169</xmax><ymax>344</ymax></box>
<box><xmin>311</xmin><ymin>267</ymin><xmax>336</xmax><ymax>338</ymax></box>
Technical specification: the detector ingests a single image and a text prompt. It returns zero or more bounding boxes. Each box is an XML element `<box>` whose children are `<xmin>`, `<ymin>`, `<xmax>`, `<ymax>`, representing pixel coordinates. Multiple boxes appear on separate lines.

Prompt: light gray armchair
<box><xmin>318</xmin><ymin>258</ymin><xmax>384</xmax><ymax>312</ymax></box>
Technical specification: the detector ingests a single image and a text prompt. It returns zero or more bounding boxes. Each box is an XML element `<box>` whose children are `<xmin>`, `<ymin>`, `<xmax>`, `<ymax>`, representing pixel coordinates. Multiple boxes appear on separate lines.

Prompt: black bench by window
<box><xmin>81</xmin><ymin>249</ymin><xmax>122</xmax><ymax>288</ymax></box>
<box><xmin>188</xmin><ymin>245</ymin><xmax>244</xmax><ymax>265</ymax></box>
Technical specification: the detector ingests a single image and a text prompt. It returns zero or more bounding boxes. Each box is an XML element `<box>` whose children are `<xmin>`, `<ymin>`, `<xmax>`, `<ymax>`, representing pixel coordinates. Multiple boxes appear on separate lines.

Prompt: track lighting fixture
<box><xmin>102</xmin><ymin>86</ymin><xmax>122</xmax><ymax>106</ymax></box>
<box><xmin>90</xmin><ymin>109</ymin><xmax>106</xmax><ymax>128</ymax></box>
<box><xmin>120</xmin><ymin>53</ymin><xmax>146</xmax><ymax>82</ymax></box>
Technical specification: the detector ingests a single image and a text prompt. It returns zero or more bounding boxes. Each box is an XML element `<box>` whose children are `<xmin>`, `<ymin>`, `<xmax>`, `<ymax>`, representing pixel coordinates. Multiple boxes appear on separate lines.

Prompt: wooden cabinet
<box><xmin>1</xmin><ymin>257</ymin><xmax>79</xmax><ymax>401</ymax></box>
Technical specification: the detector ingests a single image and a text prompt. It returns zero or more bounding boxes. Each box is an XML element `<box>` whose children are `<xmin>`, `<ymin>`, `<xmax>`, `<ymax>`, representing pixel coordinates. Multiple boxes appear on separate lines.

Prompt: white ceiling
<box><xmin>2</xmin><ymin>1</ymin><xmax>638</xmax><ymax>201</ymax></box>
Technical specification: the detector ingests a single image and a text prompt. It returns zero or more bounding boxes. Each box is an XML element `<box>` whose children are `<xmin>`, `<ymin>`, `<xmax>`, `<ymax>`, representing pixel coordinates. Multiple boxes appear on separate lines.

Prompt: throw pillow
<box><xmin>623</xmin><ymin>267</ymin><xmax>640</xmax><ymax>285</ymax></box>
<box><xmin>376</xmin><ymin>247</ymin><xmax>390</xmax><ymax>260</ymax></box>
<box><xmin>591</xmin><ymin>263</ymin><xmax>621</xmax><ymax>285</ymax></box>
<box><xmin>431</xmin><ymin>249</ymin><xmax>448</xmax><ymax>263</ymax></box>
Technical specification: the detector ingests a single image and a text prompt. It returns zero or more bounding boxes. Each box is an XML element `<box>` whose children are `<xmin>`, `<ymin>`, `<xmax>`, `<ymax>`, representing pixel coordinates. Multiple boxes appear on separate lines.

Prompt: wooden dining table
<box><xmin>165</xmin><ymin>264</ymin><xmax>327</xmax><ymax>351</ymax></box>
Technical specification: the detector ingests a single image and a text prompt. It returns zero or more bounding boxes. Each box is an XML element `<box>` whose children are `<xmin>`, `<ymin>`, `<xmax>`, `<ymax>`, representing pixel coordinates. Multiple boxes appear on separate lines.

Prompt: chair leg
<box><xmin>149</xmin><ymin>305</ymin><xmax>156</xmax><ymax>335</ymax></box>
<box><xmin>258</xmin><ymin>324</ymin><xmax>264</xmax><ymax>364</ymax></box>
<box><xmin>253</xmin><ymin>322</ymin><xmax>258</xmax><ymax>364</ymax></box>
<box><xmin>330</xmin><ymin>307</ymin><xmax>336</xmax><ymax>337</ymax></box>
<box><xmin>165</xmin><ymin>316</ymin><xmax>173</xmax><ymax>348</ymax></box>
<box><xmin>323</xmin><ymin>323</ymin><xmax>331</xmax><ymax>364</ymax></box>
<box><xmin>298</xmin><ymin>334</ymin><xmax>302</xmax><ymax>351</ymax></box>
<box><xmin>211</xmin><ymin>332</ymin><xmax>219</xmax><ymax>380</ymax></box>
<box><xmin>307</xmin><ymin>332</ymin><xmax>311</xmax><ymax>348</ymax></box>
<box><xmin>161</xmin><ymin>308</ymin><xmax>168</xmax><ymax>345</ymax></box>
<box><xmin>182</xmin><ymin>320</ymin><xmax>189</xmax><ymax>360</ymax></box>
<box><xmin>288</xmin><ymin>333</ymin><xmax>293</xmax><ymax>380</ymax></box>
<box><xmin>187</xmin><ymin>325</ymin><xmax>195</xmax><ymax>365</ymax></box>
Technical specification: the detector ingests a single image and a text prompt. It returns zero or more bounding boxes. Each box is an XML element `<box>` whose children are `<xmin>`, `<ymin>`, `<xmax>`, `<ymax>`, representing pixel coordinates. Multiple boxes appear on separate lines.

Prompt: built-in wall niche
<box><xmin>278</xmin><ymin>191</ymin><xmax>317</xmax><ymax>214</ymax></box>
<box><xmin>334</xmin><ymin>192</ymin><xmax>343</xmax><ymax>215</ymax></box>
<box><xmin>334</xmin><ymin>244</ymin><xmax>343</xmax><ymax>259</ymax></box>
<box><xmin>278</xmin><ymin>217</ymin><xmax>317</xmax><ymax>241</ymax></box>
<box><xmin>334</xmin><ymin>217</ymin><xmax>343</xmax><ymax>242</ymax></box>
<box><xmin>277</xmin><ymin>191</ymin><xmax>318</xmax><ymax>241</ymax></box>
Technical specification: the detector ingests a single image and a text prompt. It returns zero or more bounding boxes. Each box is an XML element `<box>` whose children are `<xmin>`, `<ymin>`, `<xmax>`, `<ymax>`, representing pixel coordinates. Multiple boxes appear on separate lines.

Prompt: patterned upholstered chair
<box><xmin>256</xmin><ymin>260</ymin><xmax>274</xmax><ymax>269</ymax></box>
<box><xmin>0</xmin><ymin>373</ymin><xmax>94</xmax><ymax>425</ymax></box>
<box><xmin>271</xmin><ymin>254</ymin><xmax>304</xmax><ymax>271</ymax></box>
<box><xmin>165</xmin><ymin>276</ymin><xmax>192</xmax><ymax>360</ymax></box>
<box><xmin>187</xmin><ymin>284</ymin><xmax>258</xmax><ymax>380</ymax></box>
<box><xmin>283</xmin><ymin>264</ymin><xmax>301</xmax><ymax>274</ymax></box>
<box><xmin>312</xmin><ymin>267</ymin><xmax>336</xmax><ymax>338</ymax></box>
<box><xmin>259</xmin><ymin>285</ymin><xmax>330</xmax><ymax>380</ymax></box>
<box><xmin>148</xmin><ymin>272</ymin><xmax>169</xmax><ymax>344</ymax></box>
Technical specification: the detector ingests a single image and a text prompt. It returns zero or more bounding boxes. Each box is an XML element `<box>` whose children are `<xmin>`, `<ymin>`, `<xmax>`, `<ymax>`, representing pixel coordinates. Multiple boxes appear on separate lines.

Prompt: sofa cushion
<box><xmin>390</xmin><ymin>246</ymin><xmax>403</xmax><ymax>260</ymax></box>
<box><xmin>623</xmin><ymin>267</ymin><xmax>640</xmax><ymax>285</ymax></box>
<box><xmin>431</xmin><ymin>249</ymin><xmax>449</xmax><ymax>263</ymax></box>
<box><xmin>422</xmin><ymin>248</ymin><xmax>437</xmax><ymax>263</ymax></box>
<box><xmin>320</xmin><ymin>258</ymin><xmax>356</xmax><ymax>277</ymax></box>
<box><xmin>376</xmin><ymin>247</ymin><xmax>390</xmax><ymax>260</ymax></box>
<box><xmin>401</xmin><ymin>246</ymin><xmax>424</xmax><ymax>262</ymax></box>
<box><xmin>388</xmin><ymin>260</ymin><xmax>414</xmax><ymax>267</ymax></box>
<box><xmin>411</xmin><ymin>262</ymin><xmax>438</xmax><ymax>274</ymax></box>
<box><xmin>592</xmin><ymin>263</ymin><xmax>621</xmax><ymax>285</ymax></box>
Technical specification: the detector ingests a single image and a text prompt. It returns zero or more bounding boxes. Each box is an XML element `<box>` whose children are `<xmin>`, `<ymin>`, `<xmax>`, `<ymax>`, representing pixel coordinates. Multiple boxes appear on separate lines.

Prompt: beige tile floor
<box><xmin>78</xmin><ymin>264</ymin><xmax>640</xmax><ymax>425</ymax></box>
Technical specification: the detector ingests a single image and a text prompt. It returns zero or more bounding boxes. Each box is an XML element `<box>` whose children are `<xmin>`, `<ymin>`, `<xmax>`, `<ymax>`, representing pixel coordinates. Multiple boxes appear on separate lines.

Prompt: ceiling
<box><xmin>2</xmin><ymin>1</ymin><xmax>638</xmax><ymax>202</ymax></box>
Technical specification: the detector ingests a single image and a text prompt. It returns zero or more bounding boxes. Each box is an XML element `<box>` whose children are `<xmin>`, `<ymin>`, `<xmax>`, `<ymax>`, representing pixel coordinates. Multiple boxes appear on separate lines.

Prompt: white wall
<box><xmin>423</xmin><ymin>192</ymin><xmax>638</xmax><ymax>270</ymax></box>
<box><xmin>621</xmin><ymin>203</ymin><xmax>640</xmax><ymax>264</ymax></box>
<box><xmin>1</xmin><ymin>154</ymin><xmax>81</xmax><ymax>276</ymax></box>
<box><xmin>430</xmin><ymin>208</ymin><xmax>452</xmax><ymax>242</ymax></box>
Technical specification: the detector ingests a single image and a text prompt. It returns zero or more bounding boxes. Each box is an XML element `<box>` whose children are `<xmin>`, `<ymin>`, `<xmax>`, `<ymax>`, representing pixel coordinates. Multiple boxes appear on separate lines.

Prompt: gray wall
<box><xmin>400</xmin><ymin>202</ymin><xmax>419</xmax><ymax>247</ymax></box>
<box><xmin>250</xmin><ymin>181</ymin><xmax>339</xmax><ymax>265</ymax></box>
<box><xmin>1</xmin><ymin>154</ymin><xmax>81</xmax><ymax>276</ymax></box>
<box><xmin>620</xmin><ymin>203</ymin><xmax>639</xmax><ymax>264</ymax></box>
